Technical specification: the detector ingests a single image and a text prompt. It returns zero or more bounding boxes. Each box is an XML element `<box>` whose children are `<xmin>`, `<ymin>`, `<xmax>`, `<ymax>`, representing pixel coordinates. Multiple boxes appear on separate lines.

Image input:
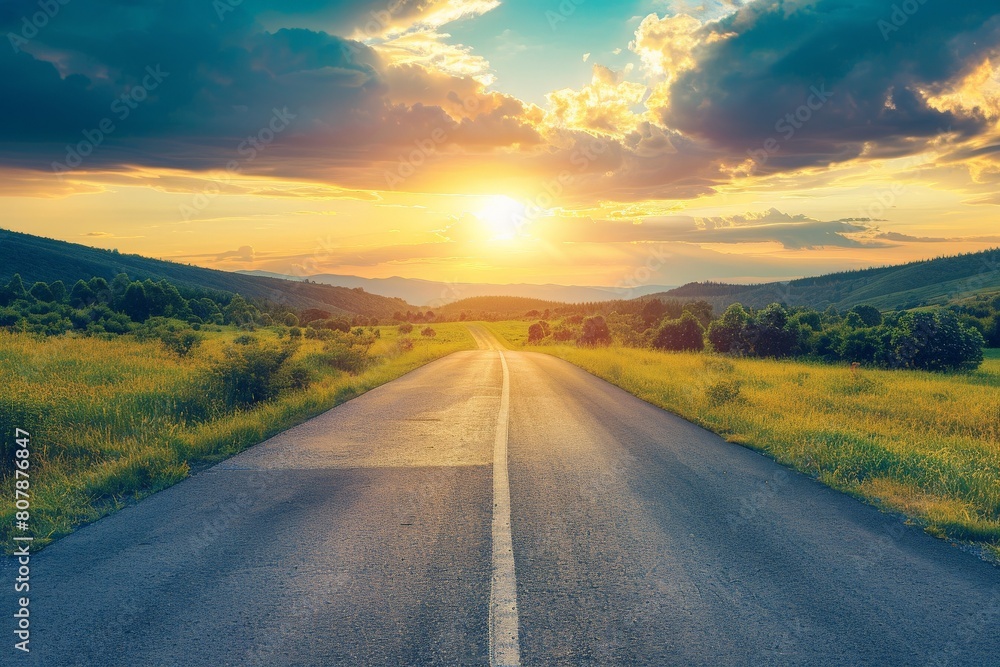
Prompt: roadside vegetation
<box><xmin>0</xmin><ymin>273</ymin><xmax>473</xmax><ymax>550</ymax></box>
<box><xmin>516</xmin><ymin>300</ymin><xmax>987</xmax><ymax>372</ymax></box>
<box><xmin>488</xmin><ymin>320</ymin><xmax>1000</xmax><ymax>557</ymax></box>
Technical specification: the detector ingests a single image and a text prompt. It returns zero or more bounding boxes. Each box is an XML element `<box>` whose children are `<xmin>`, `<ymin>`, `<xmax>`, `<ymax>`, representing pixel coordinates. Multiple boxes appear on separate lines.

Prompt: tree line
<box><xmin>528</xmin><ymin>298</ymin><xmax>990</xmax><ymax>372</ymax></box>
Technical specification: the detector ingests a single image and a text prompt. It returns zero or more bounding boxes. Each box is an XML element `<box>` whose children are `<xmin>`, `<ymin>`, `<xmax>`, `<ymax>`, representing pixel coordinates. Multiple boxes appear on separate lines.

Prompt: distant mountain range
<box><xmin>3</xmin><ymin>228</ymin><xmax>997</xmax><ymax>318</ymax></box>
<box><xmin>238</xmin><ymin>271</ymin><xmax>675</xmax><ymax>306</ymax></box>
<box><xmin>0</xmin><ymin>229</ymin><xmax>409</xmax><ymax>317</ymax></box>
<box><xmin>650</xmin><ymin>248</ymin><xmax>1000</xmax><ymax>312</ymax></box>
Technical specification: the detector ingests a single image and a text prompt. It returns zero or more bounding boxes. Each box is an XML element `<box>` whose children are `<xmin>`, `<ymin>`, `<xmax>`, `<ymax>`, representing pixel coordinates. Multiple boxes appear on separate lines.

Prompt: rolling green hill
<box><xmin>651</xmin><ymin>249</ymin><xmax>1000</xmax><ymax>312</ymax></box>
<box><xmin>0</xmin><ymin>229</ymin><xmax>411</xmax><ymax>317</ymax></box>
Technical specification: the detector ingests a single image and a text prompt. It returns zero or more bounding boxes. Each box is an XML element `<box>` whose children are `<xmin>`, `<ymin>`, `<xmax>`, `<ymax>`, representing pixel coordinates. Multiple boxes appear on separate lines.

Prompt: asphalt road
<box><xmin>5</xmin><ymin>326</ymin><xmax>1000</xmax><ymax>666</ymax></box>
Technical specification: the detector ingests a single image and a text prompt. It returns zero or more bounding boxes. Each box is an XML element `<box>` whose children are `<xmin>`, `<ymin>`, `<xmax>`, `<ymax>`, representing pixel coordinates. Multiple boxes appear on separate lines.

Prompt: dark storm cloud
<box><xmin>0</xmin><ymin>0</ymin><xmax>529</xmax><ymax>175</ymax></box>
<box><xmin>663</xmin><ymin>0</ymin><xmax>1000</xmax><ymax>169</ymax></box>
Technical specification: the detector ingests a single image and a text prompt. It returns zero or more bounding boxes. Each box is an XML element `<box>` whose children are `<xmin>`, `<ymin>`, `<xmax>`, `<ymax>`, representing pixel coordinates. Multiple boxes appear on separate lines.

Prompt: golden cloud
<box><xmin>546</xmin><ymin>64</ymin><xmax>647</xmax><ymax>137</ymax></box>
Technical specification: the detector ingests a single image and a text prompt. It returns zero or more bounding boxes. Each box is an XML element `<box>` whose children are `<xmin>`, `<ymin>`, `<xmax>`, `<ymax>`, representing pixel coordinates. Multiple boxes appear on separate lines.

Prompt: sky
<box><xmin>2</xmin><ymin>0</ymin><xmax>1000</xmax><ymax>288</ymax></box>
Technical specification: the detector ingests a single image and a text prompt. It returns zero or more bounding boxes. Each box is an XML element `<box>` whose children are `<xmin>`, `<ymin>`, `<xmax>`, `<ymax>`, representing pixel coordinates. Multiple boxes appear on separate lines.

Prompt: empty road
<box><xmin>5</xmin><ymin>326</ymin><xmax>1000</xmax><ymax>666</ymax></box>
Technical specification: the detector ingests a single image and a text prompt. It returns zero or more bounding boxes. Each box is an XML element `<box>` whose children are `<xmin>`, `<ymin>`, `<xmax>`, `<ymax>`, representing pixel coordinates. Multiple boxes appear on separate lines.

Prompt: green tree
<box><xmin>849</xmin><ymin>304</ymin><xmax>883</xmax><ymax>327</ymax></box>
<box><xmin>654</xmin><ymin>312</ymin><xmax>705</xmax><ymax>351</ymax></box>
<box><xmin>641</xmin><ymin>299</ymin><xmax>668</xmax><ymax>326</ymax></box>
<box><xmin>48</xmin><ymin>280</ymin><xmax>67</xmax><ymax>303</ymax></box>
<box><xmin>29</xmin><ymin>281</ymin><xmax>54</xmax><ymax>302</ymax></box>
<box><xmin>69</xmin><ymin>280</ymin><xmax>96</xmax><ymax>308</ymax></box>
<box><xmin>890</xmin><ymin>311</ymin><xmax>983</xmax><ymax>371</ymax></box>
<box><xmin>748</xmin><ymin>303</ymin><xmax>797</xmax><ymax>357</ymax></box>
<box><xmin>223</xmin><ymin>294</ymin><xmax>259</xmax><ymax>327</ymax></box>
<box><xmin>121</xmin><ymin>283</ymin><xmax>150</xmax><ymax>322</ymax></box>
<box><xmin>528</xmin><ymin>320</ymin><xmax>551</xmax><ymax>343</ymax></box>
<box><xmin>88</xmin><ymin>277</ymin><xmax>111</xmax><ymax>304</ymax></box>
<box><xmin>682</xmin><ymin>301</ymin><xmax>713</xmax><ymax>329</ymax></box>
<box><xmin>579</xmin><ymin>315</ymin><xmax>612</xmax><ymax>346</ymax></box>
<box><xmin>707</xmin><ymin>303</ymin><xmax>749</xmax><ymax>354</ymax></box>
<box><xmin>7</xmin><ymin>274</ymin><xmax>26</xmax><ymax>300</ymax></box>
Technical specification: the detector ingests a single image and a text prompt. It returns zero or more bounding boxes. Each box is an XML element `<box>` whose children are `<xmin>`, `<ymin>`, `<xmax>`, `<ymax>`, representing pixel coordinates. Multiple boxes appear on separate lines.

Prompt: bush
<box><xmin>890</xmin><ymin>311</ymin><xmax>984</xmax><ymax>371</ymax></box>
<box><xmin>207</xmin><ymin>340</ymin><xmax>296</xmax><ymax>409</ymax></box>
<box><xmin>707</xmin><ymin>304</ymin><xmax>749</xmax><ymax>354</ymax></box>
<box><xmin>398</xmin><ymin>322</ymin><xmax>414</xmax><ymax>334</ymax></box>
<box><xmin>850</xmin><ymin>304</ymin><xmax>883</xmax><ymax>327</ymax></box>
<box><xmin>579</xmin><ymin>316</ymin><xmax>611</xmax><ymax>346</ymax></box>
<box><xmin>397</xmin><ymin>336</ymin><xmax>414</xmax><ymax>352</ymax></box>
<box><xmin>706</xmin><ymin>379</ymin><xmax>743</xmax><ymax>406</ymax></box>
<box><xmin>654</xmin><ymin>312</ymin><xmax>705</xmax><ymax>351</ymax></box>
<box><xmin>527</xmin><ymin>320</ymin><xmax>551</xmax><ymax>343</ymax></box>
<box><xmin>552</xmin><ymin>325</ymin><xmax>575</xmax><ymax>342</ymax></box>
<box><xmin>421</xmin><ymin>326</ymin><xmax>436</xmax><ymax>337</ymax></box>
<box><xmin>277</xmin><ymin>363</ymin><xmax>312</xmax><ymax>391</ymax></box>
<box><xmin>160</xmin><ymin>329</ymin><xmax>202</xmax><ymax>357</ymax></box>
<box><xmin>316</xmin><ymin>343</ymin><xmax>369</xmax><ymax>374</ymax></box>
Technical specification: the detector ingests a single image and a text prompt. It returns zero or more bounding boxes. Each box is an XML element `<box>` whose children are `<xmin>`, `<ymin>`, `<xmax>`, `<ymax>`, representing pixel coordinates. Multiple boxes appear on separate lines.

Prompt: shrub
<box><xmin>421</xmin><ymin>326</ymin><xmax>436</xmax><ymax>337</ymax></box>
<box><xmin>890</xmin><ymin>311</ymin><xmax>984</xmax><ymax>371</ymax></box>
<box><xmin>317</xmin><ymin>343</ymin><xmax>369</xmax><ymax>373</ymax></box>
<box><xmin>552</xmin><ymin>325</ymin><xmax>575</xmax><ymax>342</ymax></box>
<box><xmin>207</xmin><ymin>340</ymin><xmax>296</xmax><ymax>409</ymax></box>
<box><xmin>706</xmin><ymin>379</ymin><xmax>743</xmax><ymax>406</ymax></box>
<box><xmin>579</xmin><ymin>316</ymin><xmax>611</xmax><ymax>346</ymax></box>
<box><xmin>707</xmin><ymin>304</ymin><xmax>749</xmax><ymax>353</ymax></box>
<box><xmin>398</xmin><ymin>322</ymin><xmax>414</xmax><ymax>334</ymax></box>
<box><xmin>161</xmin><ymin>329</ymin><xmax>202</xmax><ymax>357</ymax></box>
<box><xmin>747</xmin><ymin>304</ymin><xmax>797</xmax><ymax>358</ymax></box>
<box><xmin>654</xmin><ymin>312</ymin><xmax>705</xmax><ymax>351</ymax></box>
<box><xmin>850</xmin><ymin>304</ymin><xmax>883</xmax><ymax>327</ymax></box>
<box><xmin>528</xmin><ymin>320</ymin><xmax>551</xmax><ymax>343</ymax></box>
<box><xmin>397</xmin><ymin>336</ymin><xmax>414</xmax><ymax>352</ymax></box>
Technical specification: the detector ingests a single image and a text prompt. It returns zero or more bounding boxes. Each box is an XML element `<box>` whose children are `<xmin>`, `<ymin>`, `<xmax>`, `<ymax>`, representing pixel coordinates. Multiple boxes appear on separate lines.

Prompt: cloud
<box><xmin>0</xmin><ymin>1</ymin><xmax>542</xmax><ymax>188</ymax></box>
<box><xmin>657</xmin><ymin>0</ymin><xmax>1000</xmax><ymax>166</ymax></box>
<box><xmin>533</xmin><ymin>209</ymin><xmax>876</xmax><ymax>249</ymax></box>
<box><xmin>245</xmin><ymin>0</ymin><xmax>500</xmax><ymax>38</ymax></box>
<box><xmin>217</xmin><ymin>245</ymin><xmax>255</xmax><ymax>262</ymax></box>
<box><xmin>546</xmin><ymin>65</ymin><xmax>647</xmax><ymax>137</ymax></box>
<box><xmin>3</xmin><ymin>0</ymin><xmax>1000</xmax><ymax>209</ymax></box>
<box><xmin>874</xmin><ymin>231</ymin><xmax>949</xmax><ymax>243</ymax></box>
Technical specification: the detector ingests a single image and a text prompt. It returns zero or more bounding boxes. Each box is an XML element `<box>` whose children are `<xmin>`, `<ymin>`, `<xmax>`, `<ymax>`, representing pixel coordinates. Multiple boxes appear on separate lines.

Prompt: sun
<box><xmin>476</xmin><ymin>195</ymin><xmax>527</xmax><ymax>241</ymax></box>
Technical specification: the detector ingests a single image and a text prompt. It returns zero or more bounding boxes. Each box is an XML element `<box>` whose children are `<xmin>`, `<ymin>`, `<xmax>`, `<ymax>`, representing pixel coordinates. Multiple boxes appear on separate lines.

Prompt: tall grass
<box><xmin>0</xmin><ymin>324</ymin><xmax>474</xmax><ymax>549</ymax></box>
<box><xmin>488</xmin><ymin>322</ymin><xmax>1000</xmax><ymax>555</ymax></box>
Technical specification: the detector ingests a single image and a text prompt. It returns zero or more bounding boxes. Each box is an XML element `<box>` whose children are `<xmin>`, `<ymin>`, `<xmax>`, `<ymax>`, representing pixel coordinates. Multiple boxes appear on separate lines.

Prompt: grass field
<box><xmin>0</xmin><ymin>324</ymin><xmax>474</xmax><ymax>550</ymax></box>
<box><xmin>486</xmin><ymin>321</ymin><xmax>1000</xmax><ymax>558</ymax></box>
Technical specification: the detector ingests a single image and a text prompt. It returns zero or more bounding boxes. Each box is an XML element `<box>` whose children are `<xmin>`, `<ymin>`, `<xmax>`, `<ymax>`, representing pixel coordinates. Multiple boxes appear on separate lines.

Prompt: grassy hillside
<box><xmin>0</xmin><ymin>229</ymin><xmax>411</xmax><ymax>317</ymax></box>
<box><xmin>652</xmin><ymin>248</ymin><xmax>1000</xmax><ymax>312</ymax></box>
<box><xmin>488</xmin><ymin>321</ymin><xmax>1000</xmax><ymax>559</ymax></box>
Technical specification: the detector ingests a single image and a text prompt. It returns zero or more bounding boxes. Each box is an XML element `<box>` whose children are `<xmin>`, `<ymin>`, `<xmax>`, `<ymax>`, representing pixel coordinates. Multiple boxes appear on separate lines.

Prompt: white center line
<box><xmin>489</xmin><ymin>349</ymin><xmax>521</xmax><ymax>667</ymax></box>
